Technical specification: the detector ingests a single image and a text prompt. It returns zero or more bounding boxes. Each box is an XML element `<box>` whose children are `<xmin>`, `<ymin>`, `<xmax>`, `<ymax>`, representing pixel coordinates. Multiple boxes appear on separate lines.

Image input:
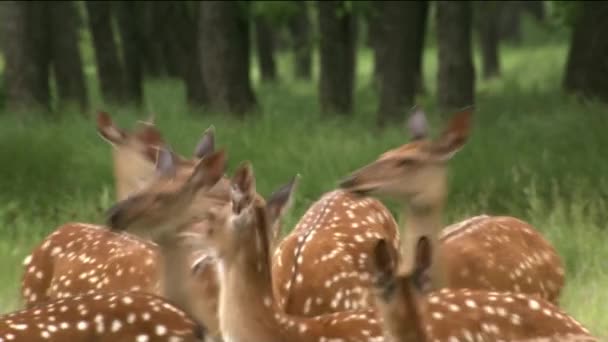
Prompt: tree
<box><xmin>317</xmin><ymin>1</ymin><xmax>357</xmax><ymax>115</ymax></box>
<box><xmin>563</xmin><ymin>1</ymin><xmax>608</xmax><ymax>103</ymax></box>
<box><xmin>374</xmin><ymin>1</ymin><xmax>427</xmax><ymax>126</ymax></box>
<box><xmin>436</xmin><ymin>1</ymin><xmax>475</xmax><ymax>112</ymax></box>
<box><xmin>254</xmin><ymin>14</ymin><xmax>278</xmax><ymax>82</ymax></box>
<box><xmin>287</xmin><ymin>1</ymin><xmax>312</xmax><ymax>80</ymax></box>
<box><xmin>499</xmin><ymin>1</ymin><xmax>522</xmax><ymax>44</ymax></box>
<box><xmin>48</xmin><ymin>1</ymin><xmax>88</xmax><ymax>110</ymax></box>
<box><xmin>476</xmin><ymin>1</ymin><xmax>501</xmax><ymax>79</ymax></box>
<box><xmin>115</xmin><ymin>1</ymin><xmax>144</xmax><ymax>106</ymax></box>
<box><xmin>199</xmin><ymin>1</ymin><xmax>256</xmax><ymax>115</ymax></box>
<box><xmin>2</xmin><ymin>1</ymin><xmax>51</xmax><ymax>111</ymax></box>
<box><xmin>85</xmin><ymin>1</ymin><xmax>127</xmax><ymax>104</ymax></box>
<box><xmin>413</xmin><ymin>1</ymin><xmax>429</xmax><ymax>94</ymax></box>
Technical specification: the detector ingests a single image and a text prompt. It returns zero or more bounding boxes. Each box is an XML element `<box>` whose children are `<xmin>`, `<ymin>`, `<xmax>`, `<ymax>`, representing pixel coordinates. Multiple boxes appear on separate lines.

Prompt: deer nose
<box><xmin>105</xmin><ymin>198</ymin><xmax>134</xmax><ymax>231</ymax></box>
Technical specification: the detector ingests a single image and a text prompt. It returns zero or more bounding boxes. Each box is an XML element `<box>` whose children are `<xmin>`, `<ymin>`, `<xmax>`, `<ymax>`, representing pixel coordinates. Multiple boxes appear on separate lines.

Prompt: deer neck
<box><xmin>158</xmin><ymin>237</ymin><xmax>199</xmax><ymax>322</ymax></box>
<box><xmin>400</xmin><ymin>203</ymin><xmax>446</xmax><ymax>290</ymax></box>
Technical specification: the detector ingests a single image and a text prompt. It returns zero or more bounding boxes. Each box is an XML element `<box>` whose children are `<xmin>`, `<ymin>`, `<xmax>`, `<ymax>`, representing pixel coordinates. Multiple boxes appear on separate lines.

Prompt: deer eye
<box><xmin>398</xmin><ymin>158</ymin><xmax>417</xmax><ymax>166</ymax></box>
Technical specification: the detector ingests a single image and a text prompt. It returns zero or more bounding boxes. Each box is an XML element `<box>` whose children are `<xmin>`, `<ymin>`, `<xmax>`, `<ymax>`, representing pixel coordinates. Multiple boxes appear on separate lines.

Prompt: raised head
<box><xmin>106</xmin><ymin>147</ymin><xmax>228</xmax><ymax>242</ymax></box>
<box><xmin>189</xmin><ymin>161</ymin><xmax>298</xmax><ymax>263</ymax></box>
<box><xmin>339</xmin><ymin>107</ymin><xmax>472</xmax><ymax>208</ymax></box>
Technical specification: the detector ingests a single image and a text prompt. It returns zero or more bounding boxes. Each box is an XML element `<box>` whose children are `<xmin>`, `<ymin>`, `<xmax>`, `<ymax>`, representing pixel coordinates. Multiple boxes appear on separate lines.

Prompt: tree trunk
<box><xmin>499</xmin><ymin>1</ymin><xmax>522</xmax><ymax>44</ymax></box>
<box><xmin>367</xmin><ymin>5</ymin><xmax>382</xmax><ymax>90</ymax></box>
<box><xmin>436</xmin><ymin>1</ymin><xmax>475</xmax><ymax>113</ymax></box>
<box><xmin>413</xmin><ymin>1</ymin><xmax>429</xmax><ymax>94</ymax></box>
<box><xmin>171</xmin><ymin>1</ymin><xmax>207</xmax><ymax>107</ymax></box>
<box><xmin>563</xmin><ymin>1</ymin><xmax>608</xmax><ymax>103</ymax></box>
<box><xmin>317</xmin><ymin>0</ymin><xmax>357</xmax><ymax>115</ymax></box>
<box><xmin>287</xmin><ymin>1</ymin><xmax>312</xmax><ymax>80</ymax></box>
<box><xmin>116</xmin><ymin>1</ymin><xmax>144</xmax><ymax>106</ymax></box>
<box><xmin>2</xmin><ymin>1</ymin><xmax>51</xmax><ymax>111</ymax></box>
<box><xmin>199</xmin><ymin>1</ymin><xmax>256</xmax><ymax>115</ymax></box>
<box><xmin>48</xmin><ymin>1</ymin><xmax>88</xmax><ymax>110</ymax></box>
<box><xmin>139</xmin><ymin>1</ymin><xmax>166</xmax><ymax>78</ymax></box>
<box><xmin>374</xmin><ymin>1</ymin><xmax>425</xmax><ymax>126</ymax></box>
<box><xmin>476</xmin><ymin>1</ymin><xmax>501</xmax><ymax>79</ymax></box>
<box><xmin>255</xmin><ymin>15</ymin><xmax>278</xmax><ymax>83</ymax></box>
<box><xmin>85</xmin><ymin>1</ymin><xmax>127</xmax><ymax>104</ymax></box>
<box><xmin>522</xmin><ymin>1</ymin><xmax>544</xmax><ymax>22</ymax></box>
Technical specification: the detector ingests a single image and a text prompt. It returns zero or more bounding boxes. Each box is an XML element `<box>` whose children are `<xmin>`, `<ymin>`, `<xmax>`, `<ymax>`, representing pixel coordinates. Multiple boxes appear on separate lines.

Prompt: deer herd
<box><xmin>0</xmin><ymin>108</ymin><xmax>597</xmax><ymax>341</ymax></box>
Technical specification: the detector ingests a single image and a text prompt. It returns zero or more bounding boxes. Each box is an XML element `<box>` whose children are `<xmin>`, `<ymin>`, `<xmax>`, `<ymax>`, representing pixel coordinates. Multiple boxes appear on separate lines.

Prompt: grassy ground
<box><xmin>1</xmin><ymin>20</ymin><xmax>607</xmax><ymax>337</ymax></box>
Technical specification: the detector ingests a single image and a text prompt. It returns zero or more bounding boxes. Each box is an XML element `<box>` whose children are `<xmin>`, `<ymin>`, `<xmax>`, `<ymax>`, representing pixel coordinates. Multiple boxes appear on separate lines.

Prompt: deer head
<box><xmin>372</xmin><ymin>236</ymin><xmax>432</xmax><ymax>342</ymax></box>
<box><xmin>339</xmin><ymin>107</ymin><xmax>472</xmax><ymax>209</ymax></box>
<box><xmin>106</xmin><ymin>147</ymin><xmax>228</xmax><ymax>242</ymax></box>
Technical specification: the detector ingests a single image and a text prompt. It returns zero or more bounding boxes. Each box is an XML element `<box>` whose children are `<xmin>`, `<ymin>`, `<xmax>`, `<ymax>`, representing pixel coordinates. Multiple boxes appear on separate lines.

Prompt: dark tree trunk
<box><xmin>156</xmin><ymin>1</ymin><xmax>181</xmax><ymax>78</ymax></box>
<box><xmin>287</xmin><ymin>1</ymin><xmax>312</xmax><ymax>80</ymax></box>
<box><xmin>367</xmin><ymin>5</ymin><xmax>382</xmax><ymax>90</ymax></box>
<box><xmin>48</xmin><ymin>1</ymin><xmax>88</xmax><ymax>110</ymax></box>
<box><xmin>317</xmin><ymin>0</ymin><xmax>357</xmax><ymax>115</ymax></box>
<box><xmin>563</xmin><ymin>1</ymin><xmax>608</xmax><ymax>103</ymax></box>
<box><xmin>374</xmin><ymin>1</ymin><xmax>426</xmax><ymax>126</ymax></box>
<box><xmin>199</xmin><ymin>1</ymin><xmax>256</xmax><ymax>115</ymax></box>
<box><xmin>522</xmin><ymin>0</ymin><xmax>544</xmax><ymax>22</ymax></box>
<box><xmin>139</xmin><ymin>1</ymin><xmax>166</xmax><ymax>77</ymax></box>
<box><xmin>436</xmin><ymin>1</ymin><xmax>475</xmax><ymax>112</ymax></box>
<box><xmin>476</xmin><ymin>1</ymin><xmax>501</xmax><ymax>79</ymax></box>
<box><xmin>255</xmin><ymin>15</ymin><xmax>278</xmax><ymax>83</ymax></box>
<box><xmin>85</xmin><ymin>1</ymin><xmax>127</xmax><ymax>104</ymax></box>
<box><xmin>2</xmin><ymin>1</ymin><xmax>51</xmax><ymax>111</ymax></box>
<box><xmin>116</xmin><ymin>1</ymin><xmax>144</xmax><ymax>106</ymax></box>
<box><xmin>413</xmin><ymin>1</ymin><xmax>429</xmax><ymax>94</ymax></box>
<box><xmin>171</xmin><ymin>1</ymin><xmax>207</xmax><ymax>107</ymax></box>
<box><xmin>499</xmin><ymin>1</ymin><xmax>522</xmax><ymax>44</ymax></box>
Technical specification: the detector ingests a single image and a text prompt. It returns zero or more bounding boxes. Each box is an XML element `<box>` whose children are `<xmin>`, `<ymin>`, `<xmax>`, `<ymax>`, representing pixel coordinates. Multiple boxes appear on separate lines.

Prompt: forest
<box><xmin>0</xmin><ymin>0</ymin><xmax>607</xmax><ymax>340</ymax></box>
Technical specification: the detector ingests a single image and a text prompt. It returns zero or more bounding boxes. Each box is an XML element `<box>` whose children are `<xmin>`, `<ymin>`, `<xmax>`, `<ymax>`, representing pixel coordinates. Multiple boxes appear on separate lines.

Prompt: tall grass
<box><xmin>0</xmin><ymin>19</ymin><xmax>607</xmax><ymax>337</ymax></box>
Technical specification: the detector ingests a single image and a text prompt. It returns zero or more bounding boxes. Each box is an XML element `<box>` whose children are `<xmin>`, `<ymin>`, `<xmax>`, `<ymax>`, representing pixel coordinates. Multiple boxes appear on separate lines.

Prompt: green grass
<box><xmin>1</xmin><ymin>23</ymin><xmax>608</xmax><ymax>337</ymax></box>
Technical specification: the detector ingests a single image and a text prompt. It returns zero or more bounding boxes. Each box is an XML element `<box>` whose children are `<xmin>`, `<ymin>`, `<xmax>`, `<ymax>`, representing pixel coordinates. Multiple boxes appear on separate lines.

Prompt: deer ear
<box><xmin>411</xmin><ymin>236</ymin><xmax>433</xmax><ymax>291</ymax></box>
<box><xmin>231</xmin><ymin>161</ymin><xmax>256</xmax><ymax>214</ymax></box>
<box><xmin>266</xmin><ymin>175</ymin><xmax>299</xmax><ymax>232</ymax></box>
<box><xmin>186</xmin><ymin>149</ymin><xmax>227</xmax><ymax>191</ymax></box>
<box><xmin>156</xmin><ymin>146</ymin><xmax>178</xmax><ymax>178</ymax></box>
<box><xmin>407</xmin><ymin>106</ymin><xmax>428</xmax><ymax>141</ymax></box>
<box><xmin>373</xmin><ymin>239</ymin><xmax>397</xmax><ymax>281</ymax></box>
<box><xmin>431</xmin><ymin>107</ymin><xmax>473</xmax><ymax>160</ymax></box>
<box><xmin>97</xmin><ymin>111</ymin><xmax>127</xmax><ymax>144</ymax></box>
<box><xmin>194</xmin><ymin>125</ymin><xmax>216</xmax><ymax>159</ymax></box>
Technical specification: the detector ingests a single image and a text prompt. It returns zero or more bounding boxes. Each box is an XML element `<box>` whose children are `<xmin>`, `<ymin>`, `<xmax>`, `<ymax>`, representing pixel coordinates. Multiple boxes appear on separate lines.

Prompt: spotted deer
<box><xmin>339</xmin><ymin>107</ymin><xmax>565</xmax><ymax>303</ymax></box>
<box><xmin>0</xmin><ymin>290</ymin><xmax>208</xmax><ymax>341</ymax></box>
<box><xmin>112</xmin><ymin>160</ymin><xmax>386</xmax><ymax>342</ymax></box>
<box><xmin>271</xmin><ymin>190</ymin><xmax>400</xmax><ymax>316</ymax></box>
<box><xmin>371</xmin><ymin>236</ymin><xmax>596</xmax><ymax>341</ymax></box>
<box><xmin>20</xmin><ymin>138</ymin><xmax>227</xmax><ymax>339</ymax></box>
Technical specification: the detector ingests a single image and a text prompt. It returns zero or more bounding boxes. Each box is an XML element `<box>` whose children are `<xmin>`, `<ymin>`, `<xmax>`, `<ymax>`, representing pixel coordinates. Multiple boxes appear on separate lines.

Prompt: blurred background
<box><xmin>0</xmin><ymin>0</ymin><xmax>606</xmax><ymax>335</ymax></box>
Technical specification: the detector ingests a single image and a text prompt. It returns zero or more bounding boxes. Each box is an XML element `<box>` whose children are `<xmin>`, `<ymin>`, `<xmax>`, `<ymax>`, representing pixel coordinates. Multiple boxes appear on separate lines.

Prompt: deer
<box><xmin>339</xmin><ymin>107</ymin><xmax>565</xmax><ymax>303</ymax></box>
<box><xmin>370</xmin><ymin>234</ymin><xmax>597</xmax><ymax>341</ymax></box>
<box><xmin>96</xmin><ymin>111</ymin><xmax>166</xmax><ymax>201</ymax></box>
<box><xmin>0</xmin><ymin>290</ymin><xmax>208</xmax><ymax>341</ymax></box>
<box><xmin>109</xmin><ymin>160</ymin><xmax>387</xmax><ymax>342</ymax></box>
<box><xmin>20</xmin><ymin>128</ymin><xmax>228</xmax><ymax>339</ymax></box>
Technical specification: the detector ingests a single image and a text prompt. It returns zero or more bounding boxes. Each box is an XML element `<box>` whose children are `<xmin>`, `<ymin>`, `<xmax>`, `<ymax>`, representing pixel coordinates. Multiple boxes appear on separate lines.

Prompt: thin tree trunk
<box><xmin>375</xmin><ymin>1</ymin><xmax>425</xmax><ymax>126</ymax></box>
<box><xmin>255</xmin><ymin>15</ymin><xmax>278</xmax><ymax>83</ymax></box>
<box><xmin>522</xmin><ymin>1</ymin><xmax>545</xmax><ymax>21</ymax></box>
<box><xmin>500</xmin><ymin>1</ymin><xmax>522</xmax><ymax>44</ymax></box>
<box><xmin>476</xmin><ymin>1</ymin><xmax>501</xmax><ymax>79</ymax></box>
<box><xmin>199</xmin><ymin>1</ymin><xmax>256</xmax><ymax>115</ymax></box>
<box><xmin>367</xmin><ymin>5</ymin><xmax>382</xmax><ymax>90</ymax></box>
<box><xmin>287</xmin><ymin>1</ymin><xmax>312</xmax><ymax>80</ymax></box>
<box><xmin>116</xmin><ymin>1</ymin><xmax>144</xmax><ymax>106</ymax></box>
<box><xmin>3</xmin><ymin>1</ymin><xmax>51</xmax><ymax>111</ymax></box>
<box><xmin>317</xmin><ymin>0</ymin><xmax>357</xmax><ymax>115</ymax></box>
<box><xmin>414</xmin><ymin>2</ymin><xmax>429</xmax><ymax>94</ymax></box>
<box><xmin>85</xmin><ymin>1</ymin><xmax>127</xmax><ymax>104</ymax></box>
<box><xmin>139</xmin><ymin>1</ymin><xmax>165</xmax><ymax>78</ymax></box>
<box><xmin>48</xmin><ymin>1</ymin><xmax>88</xmax><ymax>110</ymax></box>
<box><xmin>563</xmin><ymin>1</ymin><xmax>608</xmax><ymax>103</ymax></box>
<box><xmin>172</xmin><ymin>1</ymin><xmax>207</xmax><ymax>107</ymax></box>
<box><xmin>436</xmin><ymin>1</ymin><xmax>475</xmax><ymax>113</ymax></box>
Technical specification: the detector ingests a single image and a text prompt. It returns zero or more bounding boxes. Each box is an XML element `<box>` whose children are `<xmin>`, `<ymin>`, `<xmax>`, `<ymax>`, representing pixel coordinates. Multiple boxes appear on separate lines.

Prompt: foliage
<box><xmin>548</xmin><ymin>0</ymin><xmax>582</xmax><ymax>28</ymax></box>
<box><xmin>251</xmin><ymin>0</ymin><xmax>299</xmax><ymax>25</ymax></box>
